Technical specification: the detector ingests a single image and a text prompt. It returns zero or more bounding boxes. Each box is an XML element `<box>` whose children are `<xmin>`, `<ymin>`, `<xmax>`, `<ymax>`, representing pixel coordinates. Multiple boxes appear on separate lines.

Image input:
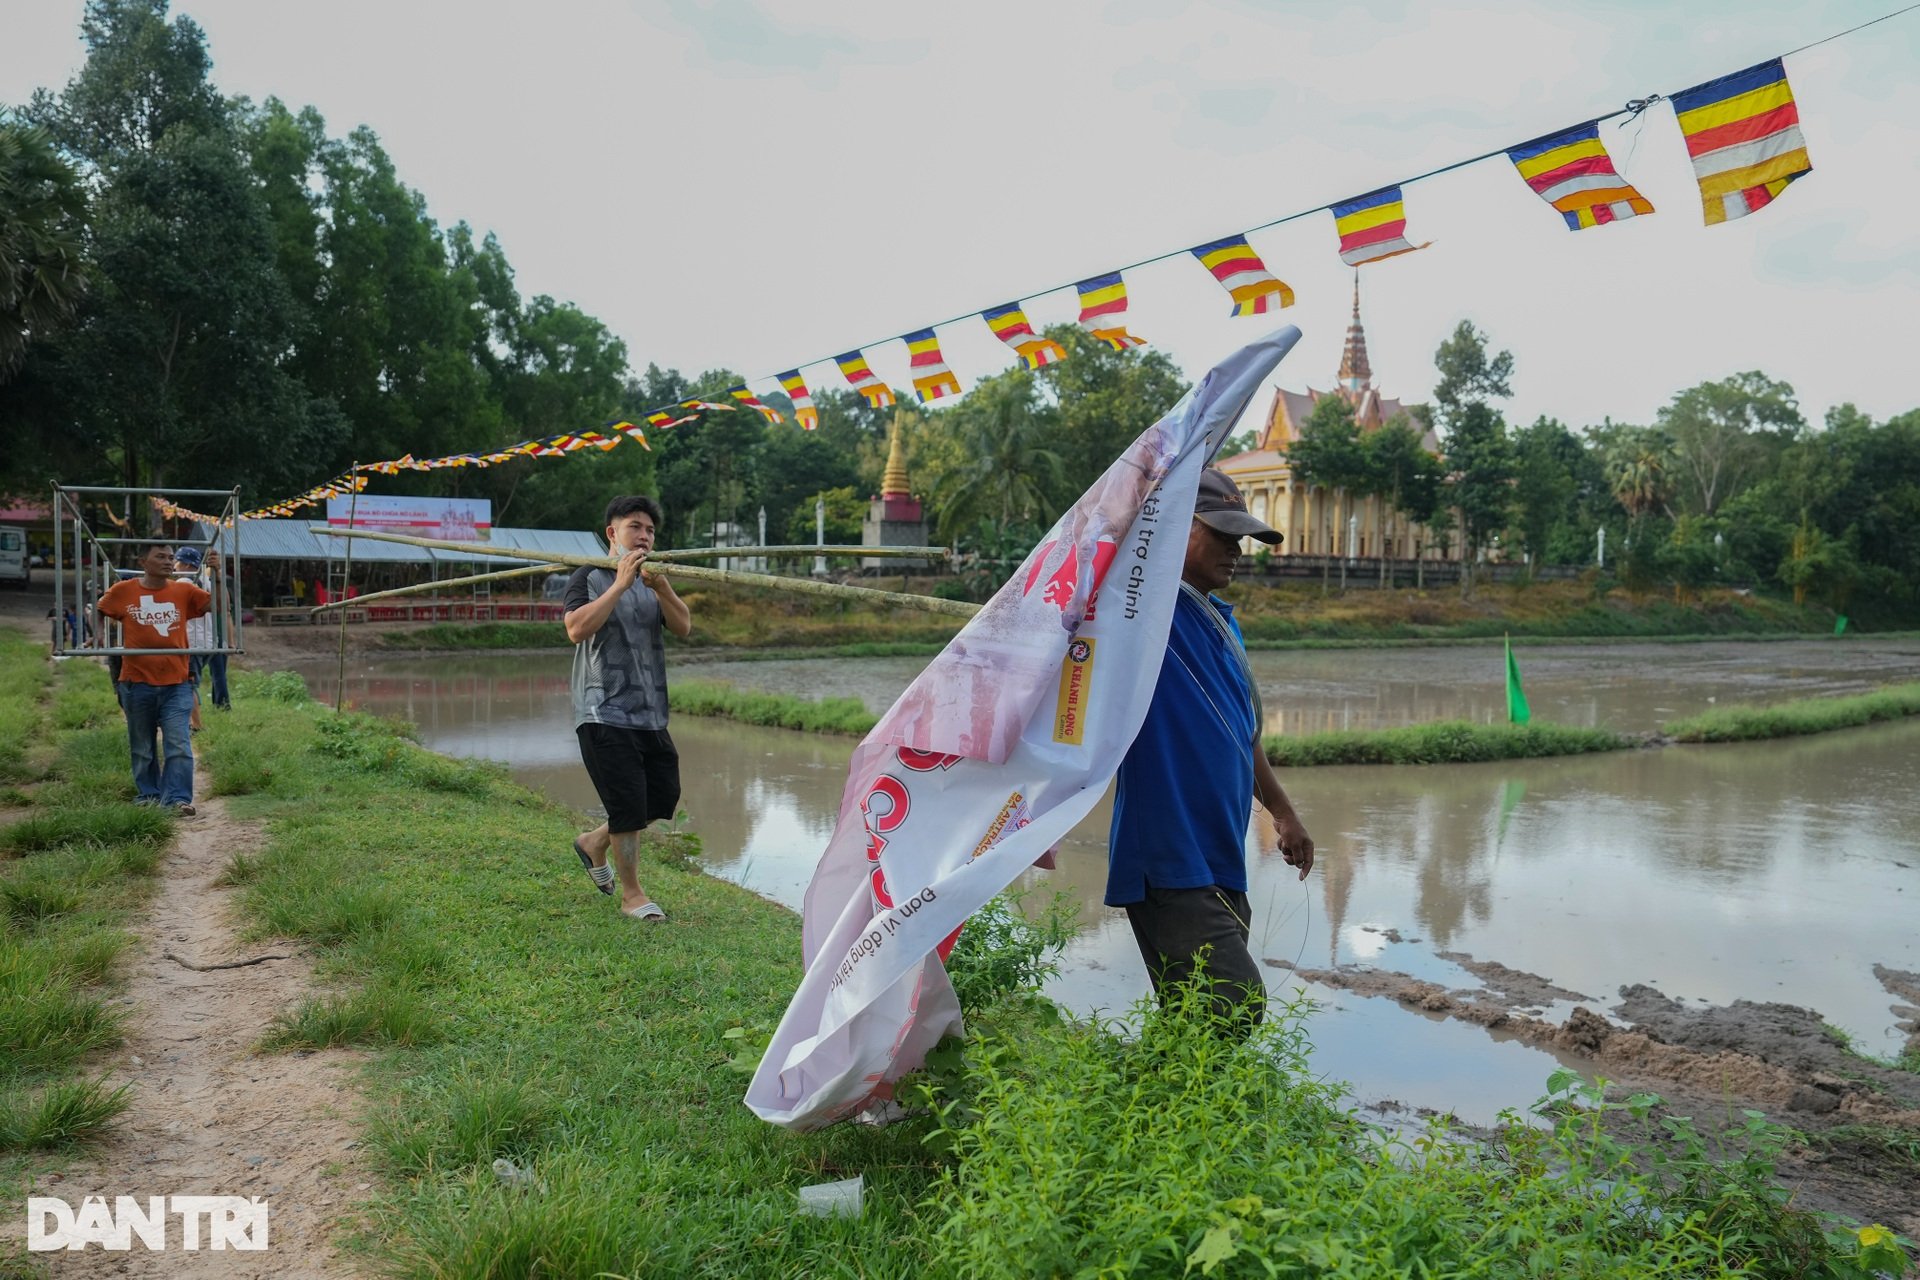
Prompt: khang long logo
<box><xmin>27</xmin><ymin>1196</ymin><xmax>268</xmax><ymax>1252</ymax></box>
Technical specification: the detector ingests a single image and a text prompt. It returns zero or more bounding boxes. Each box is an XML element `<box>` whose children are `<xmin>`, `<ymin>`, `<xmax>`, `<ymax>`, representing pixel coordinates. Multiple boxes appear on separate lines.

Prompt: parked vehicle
<box><xmin>0</xmin><ymin>526</ymin><xmax>29</xmax><ymax>587</ymax></box>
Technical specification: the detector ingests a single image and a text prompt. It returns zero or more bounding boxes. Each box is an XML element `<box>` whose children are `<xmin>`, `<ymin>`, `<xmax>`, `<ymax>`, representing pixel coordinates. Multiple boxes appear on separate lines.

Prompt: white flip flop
<box><xmin>623</xmin><ymin>901</ymin><xmax>666</xmax><ymax>921</ymax></box>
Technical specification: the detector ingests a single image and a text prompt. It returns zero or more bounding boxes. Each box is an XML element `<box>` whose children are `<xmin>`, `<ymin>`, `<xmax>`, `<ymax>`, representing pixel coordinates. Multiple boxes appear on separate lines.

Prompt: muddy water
<box><xmin>301</xmin><ymin>640</ymin><xmax>1920</xmax><ymax>1123</ymax></box>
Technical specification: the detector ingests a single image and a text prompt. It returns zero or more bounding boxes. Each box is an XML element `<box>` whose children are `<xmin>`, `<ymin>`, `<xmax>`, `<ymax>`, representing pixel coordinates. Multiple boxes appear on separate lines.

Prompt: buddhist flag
<box><xmin>646</xmin><ymin>409</ymin><xmax>694</xmax><ymax>431</ymax></box>
<box><xmin>1075</xmin><ymin>272</ymin><xmax>1147</xmax><ymax>350</ymax></box>
<box><xmin>730</xmin><ymin>386</ymin><xmax>783</xmax><ymax>425</ymax></box>
<box><xmin>982</xmin><ymin>303</ymin><xmax>1067</xmax><ymax>371</ymax></box>
<box><xmin>744</xmin><ymin>324</ymin><xmax>1304</xmax><ymax>1131</ymax></box>
<box><xmin>681</xmin><ymin>399</ymin><xmax>736</xmax><ymax>414</ymax></box>
<box><xmin>609</xmin><ymin>419</ymin><xmax>651</xmax><ymax>450</ymax></box>
<box><xmin>1331</xmin><ymin>186</ymin><xmax>1429</xmax><ymax>266</ymax></box>
<box><xmin>1670</xmin><ymin>58</ymin><xmax>1811</xmax><ymax>226</ymax></box>
<box><xmin>778</xmin><ymin>370</ymin><xmax>820</xmax><ymax>429</ymax></box>
<box><xmin>1506</xmin><ymin>122</ymin><xmax>1654</xmax><ymax>229</ymax></box>
<box><xmin>903</xmin><ymin>329</ymin><xmax>962</xmax><ymax>402</ymax></box>
<box><xmin>1505</xmin><ymin>635</ymin><xmax>1531</xmax><ymax>725</ymax></box>
<box><xmin>836</xmin><ymin>350</ymin><xmax>897</xmax><ymax>409</ymax></box>
<box><xmin>1189</xmin><ymin>235</ymin><xmax>1294</xmax><ymax>316</ymax></box>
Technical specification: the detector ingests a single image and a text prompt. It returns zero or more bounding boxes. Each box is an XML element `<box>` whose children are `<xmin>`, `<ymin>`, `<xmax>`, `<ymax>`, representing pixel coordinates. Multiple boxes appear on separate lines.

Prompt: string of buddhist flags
<box><xmin>188</xmin><ymin>12</ymin><xmax>1911</xmax><ymax>529</ymax></box>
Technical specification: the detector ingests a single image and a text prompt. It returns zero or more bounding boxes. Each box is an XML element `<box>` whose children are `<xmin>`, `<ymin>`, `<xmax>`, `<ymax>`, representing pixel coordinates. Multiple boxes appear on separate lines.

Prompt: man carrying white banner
<box><xmin>745</xmin><ymin>326</ymin><xmax>1303</xmax><ymax>1131</ymax></box>
<box><xmin>1106</xmin><ymin>464</ymin><xmax>1314</xmax><ymax>1033</ymax></box>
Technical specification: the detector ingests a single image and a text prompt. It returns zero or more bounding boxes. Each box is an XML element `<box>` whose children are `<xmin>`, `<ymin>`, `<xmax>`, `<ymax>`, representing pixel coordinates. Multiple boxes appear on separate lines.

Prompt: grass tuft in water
<box><xmin>1264</xmin><ymin>719</ymin><xmax>1633</xmax><ymax>767</ymax></box>
<box><xmin>1665</xmin><ymin>681</ymin><xmax>1920</xmax><ymax>742</ymax></box>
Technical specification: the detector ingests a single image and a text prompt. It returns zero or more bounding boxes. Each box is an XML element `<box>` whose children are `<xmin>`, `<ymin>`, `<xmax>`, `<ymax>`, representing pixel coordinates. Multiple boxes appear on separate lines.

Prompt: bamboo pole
<box><xmin>307</xmin><ymin>526</ymin><xmax>982</xmax><ymax>619</ymax></box>
<box><xmin>649</xmin><ymin>544</ymin><xmax>945</xmax><ymax>562</ymax></box>
<box><xmin>308</xmin><ymin>561</ymin><xmax>551</xmax><ymax>614</ymax></box>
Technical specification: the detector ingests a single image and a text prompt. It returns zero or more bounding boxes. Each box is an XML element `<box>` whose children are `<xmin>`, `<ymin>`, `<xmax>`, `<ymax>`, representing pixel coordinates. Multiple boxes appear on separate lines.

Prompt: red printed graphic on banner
<box><xmin>1022</xmin><ymin>538</ymin><xmax>1119</xmax><ymax>620</ymax></box>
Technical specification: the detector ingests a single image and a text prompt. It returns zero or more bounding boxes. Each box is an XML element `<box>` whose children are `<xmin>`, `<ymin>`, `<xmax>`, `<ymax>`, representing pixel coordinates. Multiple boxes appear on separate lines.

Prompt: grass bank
<box><xmin>0</xmin><ymin>635</ymin><xmax>171</xmax><ymax>1182</ymax></box>
<box><xmin>1263</xmin><ymin>720</ymin><xmax>1635</xmax><ymax>767</ymax></box>
<box><xmin>162</xmin><ymin>669</ymin><xmax>1912</xmax><ymax>1276</ymax></box>
<box><xmin>1665</xmin><ymin>682</ymin><xmax>1920</xmax><ymax>743</ymax></box>
<box><xmin>670</xmin><ymin>679</ymin><xmax>875</xmax><ymax>735</ymax></box>
<box><xmin>378</xmin><ymin>577</ymin><xmax>1859</xmax><ymax>654</ymax></box>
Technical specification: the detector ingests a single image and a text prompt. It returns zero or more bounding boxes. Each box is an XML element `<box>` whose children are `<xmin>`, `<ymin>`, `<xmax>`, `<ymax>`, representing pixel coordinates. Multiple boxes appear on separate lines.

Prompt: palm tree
<box><xmin>0</xmin><ymin>120</ymin><xmax>90</xmax><ymax>379</ymax></box>
<box><xmin>932</xmin><ymin>371</ymin><xmax>1064</xmax><ymax>543</ymax></box>
<box><xmin>1604</xmin><ymin>430</ymin><xmax>1674</xmax><ymax>522</ymax></box>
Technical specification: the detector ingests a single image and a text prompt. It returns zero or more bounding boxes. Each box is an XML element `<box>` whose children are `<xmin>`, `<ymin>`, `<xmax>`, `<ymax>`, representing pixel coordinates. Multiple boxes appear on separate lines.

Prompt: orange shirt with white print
<box><xmin>98</xmin><ymin>578</ymin><xmax>211</xmax><ymax>685</ymax></box>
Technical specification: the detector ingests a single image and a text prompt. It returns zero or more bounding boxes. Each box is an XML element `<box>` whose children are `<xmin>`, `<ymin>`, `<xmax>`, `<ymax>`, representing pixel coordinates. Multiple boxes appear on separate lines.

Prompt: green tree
<box><xmin>1510</xmin><ymin>417</ymin><xmax>1579</xmax><ymax>568</ymax></box>
<box><xmin>1656</xmin><ymin>372</ymin><xmax>1801</xmax><ymax>515</ymax></box>
<box><xmin>1364</xmin><ymin>416</ymin><xmax>1443</xmax><ymax>585</ymax></box>
<box><xmin>1431</xmin><ymin>321</ymin><xmax>1516</xmax><ymax>595</ymax></box>
<box><xmin>1037</xmin><ymin>324</ymin><xmax>1188</xmax><ymax>496</ymax></box>
<box><xmin>930</xmin><ymin>368</ymin><xmax>1063</xmax><ymax>544</ymax></box>
<box><xmin>15</xmin><ymin>0</ymin><xmax>342</xmax><ymax>500</ymax></box>
<box><xmin>0</xmin><ymin>119</ymin><xmax>90</xmax><ymax>379</ymax></box>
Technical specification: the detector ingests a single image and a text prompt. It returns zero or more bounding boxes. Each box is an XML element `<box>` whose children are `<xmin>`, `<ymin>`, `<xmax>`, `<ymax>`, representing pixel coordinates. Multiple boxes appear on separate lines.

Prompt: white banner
<box><xmin>324</xmin><ymin>494</ymin><xmax>491</xmax><ymax>541</ymax></box>
<box><xmin>745</xmin><ymin>327</ymin><xmax>1302</xmax><ymax>1130</ymax></box>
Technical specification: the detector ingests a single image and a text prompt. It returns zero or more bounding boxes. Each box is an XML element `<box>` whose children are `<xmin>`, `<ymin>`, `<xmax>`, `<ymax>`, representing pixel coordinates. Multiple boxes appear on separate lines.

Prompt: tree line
<box><xmin>4</xmin><ymin>3</ymin><xmax>1915</xmax><ymax>620</ymax></box>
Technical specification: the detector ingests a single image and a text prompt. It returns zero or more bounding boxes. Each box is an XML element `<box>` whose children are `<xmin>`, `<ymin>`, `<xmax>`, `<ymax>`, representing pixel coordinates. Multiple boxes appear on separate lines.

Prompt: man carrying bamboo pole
<box><xmin>563</xmin><ymin>495</ymin><xmax>692</xmax><ymax>921</ymax></box>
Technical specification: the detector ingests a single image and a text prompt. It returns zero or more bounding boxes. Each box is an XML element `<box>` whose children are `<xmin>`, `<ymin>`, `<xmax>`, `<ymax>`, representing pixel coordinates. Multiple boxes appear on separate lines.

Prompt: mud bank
<box><xmin>1268</xmin><ymin>952</ymin><xmax>1920</xmax><ymax>1235</ymax></box>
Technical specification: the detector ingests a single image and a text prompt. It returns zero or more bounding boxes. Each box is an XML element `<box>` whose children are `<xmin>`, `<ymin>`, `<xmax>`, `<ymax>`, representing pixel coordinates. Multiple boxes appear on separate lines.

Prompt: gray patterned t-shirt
<box><xmin>564</xmin><ymin>566</ymin><xmax>669</xmax><ymax>730</ymax></box>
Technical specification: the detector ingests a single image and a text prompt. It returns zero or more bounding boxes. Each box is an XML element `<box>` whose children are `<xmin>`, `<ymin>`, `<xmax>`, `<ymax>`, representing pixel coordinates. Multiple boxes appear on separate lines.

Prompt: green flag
<box><xmin>1834</xmin><ymin>614</ymin><xmax>1849</xmax><ymax>636</ymax></box>
<box><xmin>1505</xmin><ymin>635</ymin><xmax>1531</xmax><ymax>725</ymax></box>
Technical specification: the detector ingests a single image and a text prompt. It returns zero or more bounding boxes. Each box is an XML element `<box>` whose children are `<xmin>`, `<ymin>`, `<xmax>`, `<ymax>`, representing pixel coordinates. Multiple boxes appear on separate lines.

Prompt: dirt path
<box><xmin>6</xmin><ymin>793</ymin><xmax>371</xmax><ymax>1276</ymax></box>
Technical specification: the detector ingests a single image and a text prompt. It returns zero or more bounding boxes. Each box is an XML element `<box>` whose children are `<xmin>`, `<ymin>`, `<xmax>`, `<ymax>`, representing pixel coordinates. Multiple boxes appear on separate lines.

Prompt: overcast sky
<box><xmin>6</xmin><ymin>0</ymin><xmax>1916</xmax><ymax>436</ymax></box>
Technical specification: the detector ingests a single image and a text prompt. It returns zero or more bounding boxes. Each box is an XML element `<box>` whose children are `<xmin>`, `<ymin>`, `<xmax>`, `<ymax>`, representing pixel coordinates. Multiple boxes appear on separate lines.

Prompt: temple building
<box><xmin>1217</xmin><ymin>277</ymin><xmax>1459</xmax><ymax>562</ymax></box>
<box><xmin>861</xmin><ymin>411</ymin><xmax>930</xmax><ymax>570</ymax></box>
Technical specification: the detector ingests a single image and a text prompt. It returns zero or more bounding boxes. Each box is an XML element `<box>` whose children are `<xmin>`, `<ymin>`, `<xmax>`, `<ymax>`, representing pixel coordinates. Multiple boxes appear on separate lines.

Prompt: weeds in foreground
<box><xmin>919</xmin><ymin>995</ymin><xmax>1912</xmax><ymax>1279</ymax></box>
<box><xmin>0</xmin><ymin>802</ymin><xmax>171</xmax><ymax>856</ymax></box>
<box><xmin>261</xmin><ymin>986</ymin><xmax>440</xmax><ymax>1051</ymax></box>
<box><xmin>0</xmin><ymin>1078</ymin><xmax>131</xmax><ymax>1152</ymax></box>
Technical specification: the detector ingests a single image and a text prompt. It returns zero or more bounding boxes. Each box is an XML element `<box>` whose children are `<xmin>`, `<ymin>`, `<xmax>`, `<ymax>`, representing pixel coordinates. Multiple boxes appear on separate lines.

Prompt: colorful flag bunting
<box><xmin>1189</xmin><ymin>235</ymin><xmax>1294</xmax><ymax>315</ymax></box>
<box><xmin>903</xmin><ymin>329</ymin><xmax>962</xmax><ymax>402</ymax></box>
<box><xmin>982</xmin><ymin>303</ymin><xmax>1067</xmax><ymax>370</ymax></box>
<box><xmin>777</xmin><ymin>370</ymin><xmax>819</xmax><ymax>430</ymax></box>
<box><xmin>681</xmin><ymin>399</ymin><xmax>736</xmax><ymax>414</ymax></box>
<box><xmin>1670</xmin><ymin>58</ymin><xmax>1811</xmax><ymax>226</ymax></box>
<box><xmin>836</xmin><ymin>350</ymin><xmax>897</xmax><ymax>409</ymax></box>
<box><xmin>1506</xmin><ymin>122</ymin><xmax>1654</xmax><ymax>230</ymax></box>
<box><xmin>646</xmin><ymin>409</ymin><xmax>694</xmax><ymax>431</ymax></box>
<box><xmin>1075</xmin><ymin>273</ymin><xmax>1147</xmax><ymax>350</ymax></box>
<box><xmin>729</xmin><ymin>385</ymin><xmax>784</xmax><ymax>425</ymax></box>
<box><xmin>1331</xmin><ymin>186</ymin><xmax>1428</xmax><ymax>266</ymax></box>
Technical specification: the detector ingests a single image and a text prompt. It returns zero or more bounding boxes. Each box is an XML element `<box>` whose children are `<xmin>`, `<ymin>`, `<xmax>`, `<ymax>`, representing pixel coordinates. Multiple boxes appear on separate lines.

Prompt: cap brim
<box><xmin>1196</xmin><ymin>509</ymin><xmax>1283</xmax><ymax>545</ymax></box>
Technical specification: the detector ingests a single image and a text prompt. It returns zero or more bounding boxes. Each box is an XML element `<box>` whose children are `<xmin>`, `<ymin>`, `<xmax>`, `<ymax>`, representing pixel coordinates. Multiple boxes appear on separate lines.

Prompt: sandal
<box><xmin>573</xmin><ymin>840</ymin><xmax>615</xmax><ymax>895</ymax></box>
<box><xmin>622</xmin><ymin>901</ymin><xmax>666</xmax><ymax>921</ymax></box>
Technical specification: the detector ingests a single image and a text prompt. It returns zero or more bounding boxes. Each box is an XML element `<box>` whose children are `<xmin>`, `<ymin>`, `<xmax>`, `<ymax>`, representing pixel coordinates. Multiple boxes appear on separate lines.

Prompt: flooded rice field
<box><xmin>300</xmin><ymin>638</ymin><xmax>1920</xmax><ymax>1126</ymax></box>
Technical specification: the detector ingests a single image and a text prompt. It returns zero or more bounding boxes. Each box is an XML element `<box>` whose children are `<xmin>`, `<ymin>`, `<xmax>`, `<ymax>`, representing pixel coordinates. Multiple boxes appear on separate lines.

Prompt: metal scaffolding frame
<box><xmin>51</xmin><ymin>484</ymin><xmax>246</xmax><ymax>659</ymax></box>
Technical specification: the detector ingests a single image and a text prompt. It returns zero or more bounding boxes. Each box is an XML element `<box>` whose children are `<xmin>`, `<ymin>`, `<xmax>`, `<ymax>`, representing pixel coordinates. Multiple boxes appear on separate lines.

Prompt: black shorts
<box><xmin>575</xmin><ymin>724</ymin><xmax>681</xmax><ymax>833</ymax></box>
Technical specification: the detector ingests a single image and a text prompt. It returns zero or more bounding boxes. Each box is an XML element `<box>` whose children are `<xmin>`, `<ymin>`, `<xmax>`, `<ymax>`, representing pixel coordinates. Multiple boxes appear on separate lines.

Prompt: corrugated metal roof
<box><xmin>194</xmin><ymin>520</ymin><xmax>606</xmax><ymax>567</ymax></box>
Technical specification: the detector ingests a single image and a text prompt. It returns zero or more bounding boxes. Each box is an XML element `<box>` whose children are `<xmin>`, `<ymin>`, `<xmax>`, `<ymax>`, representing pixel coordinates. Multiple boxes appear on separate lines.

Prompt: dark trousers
<box><xmin>191</xmin><ymin>653</ymin><xmax>230</xmax><ymax>709</ymax></box>
<box><xmin>1125</xmin><ymin>885</ymin><xmax>1266</xmax><ymax>1029</ymax></box>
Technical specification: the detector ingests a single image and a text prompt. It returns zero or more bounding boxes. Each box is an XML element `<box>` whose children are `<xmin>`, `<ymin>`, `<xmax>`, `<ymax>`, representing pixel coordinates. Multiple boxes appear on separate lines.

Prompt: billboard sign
<box><xmin>324</xmin><ymin>495</ymin><xmax>491</xmax><ymax>542</ymax></box>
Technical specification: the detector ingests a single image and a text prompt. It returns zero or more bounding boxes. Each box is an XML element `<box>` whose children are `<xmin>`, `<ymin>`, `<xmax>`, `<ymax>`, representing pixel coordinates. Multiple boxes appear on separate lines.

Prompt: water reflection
<box><xmin>300</xmin><ymin>645</ymin><xmax>1920</xmax><ymax>1123</ymax></box>
<box><xmin>675</xmin><ymin>638</ymin><xmax>1920</xmax><ymax>735</ymax></box>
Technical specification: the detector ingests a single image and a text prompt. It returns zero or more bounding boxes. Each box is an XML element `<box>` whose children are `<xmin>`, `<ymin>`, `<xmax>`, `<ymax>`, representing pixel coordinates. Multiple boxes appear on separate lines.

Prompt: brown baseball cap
<box><xmin>1194</xmin><ymin>467</ymin><xmax>1282</xmax><ymax>545</ymax></box>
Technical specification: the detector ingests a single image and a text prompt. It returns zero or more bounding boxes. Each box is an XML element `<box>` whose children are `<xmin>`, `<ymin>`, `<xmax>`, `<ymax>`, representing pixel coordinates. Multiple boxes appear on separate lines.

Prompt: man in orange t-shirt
<box><xmin>97</xmin><ymin>543</ymin><xmax>212</xmax><ymax>816</ymax></box>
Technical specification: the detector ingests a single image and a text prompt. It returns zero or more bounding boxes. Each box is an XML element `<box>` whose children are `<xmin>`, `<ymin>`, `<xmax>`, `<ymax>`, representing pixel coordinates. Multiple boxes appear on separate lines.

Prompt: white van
<box><xmin>0</xmin><ymin>526</ymin><xmax>28</xmax><ymax>588</ymax></box>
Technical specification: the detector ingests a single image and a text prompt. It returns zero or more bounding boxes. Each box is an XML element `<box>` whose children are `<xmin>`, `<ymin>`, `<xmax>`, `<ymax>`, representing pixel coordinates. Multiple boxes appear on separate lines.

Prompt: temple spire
<box><xmin>1338</xmin><ymin>269</ymin><xmax>1372</xmax><ymax>394</ymax></box>
<box><xmin>881</xmin><ymin>408</ymin><xmax>911</xmax><ymax>497</ymax></box>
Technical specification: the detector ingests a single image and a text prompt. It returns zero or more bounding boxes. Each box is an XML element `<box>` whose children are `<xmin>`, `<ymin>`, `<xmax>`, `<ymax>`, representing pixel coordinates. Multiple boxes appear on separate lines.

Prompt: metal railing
<box><xmin>51</xmin><ymin>484</ymin><xmax>246</xmax><ymax>659</ymax></box>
